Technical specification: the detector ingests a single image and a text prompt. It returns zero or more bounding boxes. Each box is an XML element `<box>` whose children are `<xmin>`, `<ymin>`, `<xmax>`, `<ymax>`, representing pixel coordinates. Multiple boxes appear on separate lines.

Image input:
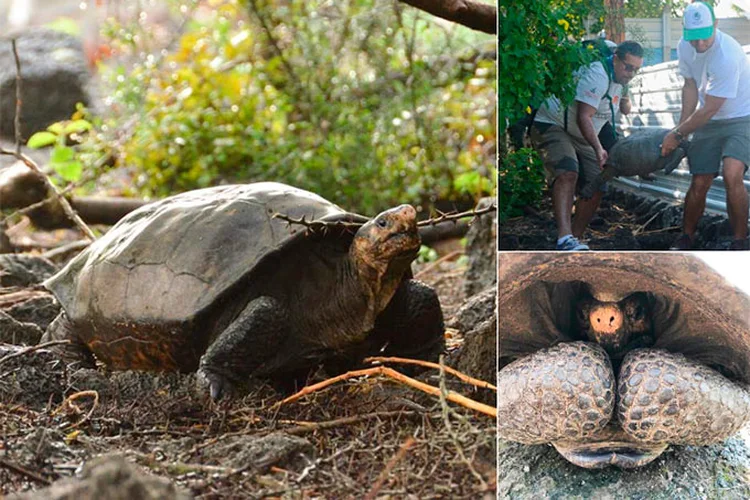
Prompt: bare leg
<box><xmin>722</xmin><ymin>157</ymin><xmax>749</xmax><ymax>240</ymax></box>
<box><xmin>552</xmin><ymin>171</ymin><xmax>578</xmax><ymax>239</ymax></box>
<box><xmin>572</xmin><ymin>191</ymin><xmax>603</xmax><ymax>239</ymax></box>
<box><xmin>682</xmin><ymin>174</ymin><xmax>714</xmax><ymax>239</ymax></box>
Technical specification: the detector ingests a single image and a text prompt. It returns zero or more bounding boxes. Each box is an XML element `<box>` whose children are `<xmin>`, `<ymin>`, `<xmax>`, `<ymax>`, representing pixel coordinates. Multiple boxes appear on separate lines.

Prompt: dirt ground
<box><xmin>0</xmin><ymin>237</ymin><xmax>496</xmax><ymax>499</ymax></box>
<box><xmin>499</xmin><ymin>187</ymin><xmax>738</xmax><ymax>251</ymax></box>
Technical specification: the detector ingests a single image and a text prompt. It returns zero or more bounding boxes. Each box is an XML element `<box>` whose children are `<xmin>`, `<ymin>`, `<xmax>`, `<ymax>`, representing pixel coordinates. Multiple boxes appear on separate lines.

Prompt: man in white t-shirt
<box><xmin>530</xmin><ymin>41</ymin><xmax>644</xmax><ymax>250</ymax></box>
<box><xmin>661</xmin><ymin>1</ymin><xmax>750</xmax><ymax>250</ymax></box>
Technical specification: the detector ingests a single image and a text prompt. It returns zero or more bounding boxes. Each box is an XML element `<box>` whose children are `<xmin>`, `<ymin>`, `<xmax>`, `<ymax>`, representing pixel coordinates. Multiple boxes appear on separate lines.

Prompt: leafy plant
<box><xmin>498</xmin><ymin>147</ymin><xmax>545</xmax><ymax>221</ymax></box>
<box><xmin>72</xmin><ymin>0</ymin><xmax>495</xmax><ymax>215</ymax></box>
<box><xmin>27</xmin><ymin>117</ymin><xmax>93</xmax><ymax>184</ymax></box>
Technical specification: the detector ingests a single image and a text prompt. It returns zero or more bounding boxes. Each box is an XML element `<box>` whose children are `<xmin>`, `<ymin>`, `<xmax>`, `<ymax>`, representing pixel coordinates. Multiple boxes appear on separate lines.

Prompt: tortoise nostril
<box><xmin>610</xmin><ymin>316</ymin><xmax>615</xmax><ymax>323</ymax></box>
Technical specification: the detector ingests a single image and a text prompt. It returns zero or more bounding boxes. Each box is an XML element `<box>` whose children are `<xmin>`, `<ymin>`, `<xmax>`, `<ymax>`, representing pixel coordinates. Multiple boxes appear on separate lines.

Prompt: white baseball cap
<box><xmin>683</xmin><ymin>2</ymin><xmax>716</xmax><ymax>41</ymax></box>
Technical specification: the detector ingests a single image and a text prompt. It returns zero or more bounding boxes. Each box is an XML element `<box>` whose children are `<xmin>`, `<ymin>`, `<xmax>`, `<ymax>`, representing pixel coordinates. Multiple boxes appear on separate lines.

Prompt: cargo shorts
<box><xmin>688</xmin><ymin>115</ymin><xmax>750</xmax><ymax>175</ymax></box>
<box><xmin>529</xmin><ymin>122</ymin><xmax>606</xmax><ymax>193</ymax></box>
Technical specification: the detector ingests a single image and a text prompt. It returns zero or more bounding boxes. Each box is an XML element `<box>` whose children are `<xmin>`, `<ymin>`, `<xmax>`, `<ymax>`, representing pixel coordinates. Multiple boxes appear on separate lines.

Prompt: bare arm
<box><xmin>620</xmin><ymin>94</ymin><xmax>632</xmax><ymax>115</ymax></box>
<box><xmin>661</xmin><ymin>81</ymin><xmax>725</xmax><ymax>156</ymax></box>
<box><xmin>679</xmin><ymin>78</ymin><xmax>700</xmax><ymax>125</ymax></box>
<box><xmin>577</xmin><ymin>102</ymin><xmax>607</xmax><ymax>167</ymax></box>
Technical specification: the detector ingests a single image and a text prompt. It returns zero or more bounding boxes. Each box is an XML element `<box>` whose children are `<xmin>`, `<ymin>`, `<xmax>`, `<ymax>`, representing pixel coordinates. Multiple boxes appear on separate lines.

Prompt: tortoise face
<box><xmin>575</xmin><ymin>293</ymin><xmax>652</xmax><ymax>358</ymax></box>
<box><xmin>352</xmin><ymin>205</ymin><xmax>420</xmax><ymax>270</ymax></box>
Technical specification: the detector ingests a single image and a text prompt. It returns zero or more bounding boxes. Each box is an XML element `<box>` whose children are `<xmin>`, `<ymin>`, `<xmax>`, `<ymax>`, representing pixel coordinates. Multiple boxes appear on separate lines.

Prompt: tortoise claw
<box><xmin>197</xmin><ymin>367</ymin><xmax>234</xmax><ymax>401</ymax></box>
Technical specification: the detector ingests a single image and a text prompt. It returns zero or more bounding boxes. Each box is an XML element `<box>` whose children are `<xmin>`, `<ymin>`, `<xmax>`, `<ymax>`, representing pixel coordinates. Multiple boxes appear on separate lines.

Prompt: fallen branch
<box><xmin>364</xmin><ymin>356</ymin><xmax>496</xmax><ymax>391</ymax></box>
<box><xmin>275</xmin><ymin>366</ymin><xmax>496</xmax><ymax>417</ymax></box>
<box><xmin>0</xmin><ymin>340</ymin><xmax>70</xmax><ymax>368</ymax></box>
<box><xmin>364</xmin><ymin>436</ymin><xmax>416</xmax><ymax>500</ymax></box>
<box><xmin>397</xmin><ymin>0</ymin><xmax>497</xmax><ymax>34</ymax></box>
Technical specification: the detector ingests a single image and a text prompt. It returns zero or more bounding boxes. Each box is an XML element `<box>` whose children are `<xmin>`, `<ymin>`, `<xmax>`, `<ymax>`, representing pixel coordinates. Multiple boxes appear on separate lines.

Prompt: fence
<box><xmin>620</xmin><ymin>15</ymin><xmax>750</xmax><ymax>66</ymax></box>
<box><xmin>614</xmin><ymin>44</ymin><xmax>750</xmax><ymax>215</ymax></box>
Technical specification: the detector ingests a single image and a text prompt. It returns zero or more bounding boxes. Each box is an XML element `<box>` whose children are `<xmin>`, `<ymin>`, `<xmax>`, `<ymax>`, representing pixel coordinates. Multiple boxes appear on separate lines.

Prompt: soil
<box><xmin>0</xmin><ymin>240</ymin><xmax>496</xmax><ymax>499</ymax></box>
<box><xmin>499</xmin><ymin>187</ymin><xmax>738</xmax><ymax>251</ymax></box>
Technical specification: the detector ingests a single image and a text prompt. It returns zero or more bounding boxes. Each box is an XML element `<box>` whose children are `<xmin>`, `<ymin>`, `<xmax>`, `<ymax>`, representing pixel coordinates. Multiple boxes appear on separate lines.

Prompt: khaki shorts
<box><xmin>530</xmin><ymin>122</ymin><xmax>605</xmax><ymax>192</ymax></box>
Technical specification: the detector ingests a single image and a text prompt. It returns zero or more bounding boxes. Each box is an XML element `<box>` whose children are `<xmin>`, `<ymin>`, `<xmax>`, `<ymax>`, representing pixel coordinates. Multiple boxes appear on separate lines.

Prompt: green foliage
<box><xmin>498</xmin><ymin>1</ymin><xmax>603</xmax><ymax>127</ymax></box>
<box><xmin>498</xmin><ymin>147</ymin><xmax>544</xmax><ymax>221</ymax></box>
<box><xmin>417</xmin><ymin>244</ymin><xmax>438</xmax><ymax>264</ymax></box>
<box><xmin>77</xmin><ymin>0</ymin><xmax>495</xmax><ymax>214</ymax></box>
<box><xmin>27</xmin><ymin>118</ymin><xmax>93</xmax><ymax>183</ymax></box>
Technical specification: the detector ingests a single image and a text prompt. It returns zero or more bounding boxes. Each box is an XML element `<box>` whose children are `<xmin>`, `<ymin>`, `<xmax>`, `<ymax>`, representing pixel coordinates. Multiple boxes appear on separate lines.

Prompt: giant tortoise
<box><xmin>498</xmin><ymin>253</ymin><xmax>750</xmax><ymax>469</ymax></box>
<box><xmin>41</xmin><ymin>182</ymin><xmax>445</xmax><ymax>399</ymax></box>
<box><xmin>580</xmin><ymin>128</ymin><xmax>688</xmax><ymax>199</ymax></box>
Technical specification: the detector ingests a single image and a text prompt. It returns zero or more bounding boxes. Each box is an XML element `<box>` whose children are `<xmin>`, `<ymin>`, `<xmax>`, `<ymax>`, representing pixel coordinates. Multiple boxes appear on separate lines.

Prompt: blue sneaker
<box><xmin>556</xmin><ymin>235</ymin><xmax>589</xmax><ymax>251</ymax></box>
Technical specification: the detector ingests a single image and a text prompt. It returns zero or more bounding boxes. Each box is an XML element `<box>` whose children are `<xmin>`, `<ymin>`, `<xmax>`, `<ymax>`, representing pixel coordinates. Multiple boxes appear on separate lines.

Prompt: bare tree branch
<box><xmin>396</xmin><ymin>0</ymin><xmax>496</xmax><ymax>35</ymax></box>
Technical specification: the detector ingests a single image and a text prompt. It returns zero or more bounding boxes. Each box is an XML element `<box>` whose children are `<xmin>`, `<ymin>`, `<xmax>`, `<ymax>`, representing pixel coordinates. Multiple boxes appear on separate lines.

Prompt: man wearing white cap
<box><xmin>661</xmin><ymin>1</ymin><xmax>750</xmax><ymax>250</ymax></box>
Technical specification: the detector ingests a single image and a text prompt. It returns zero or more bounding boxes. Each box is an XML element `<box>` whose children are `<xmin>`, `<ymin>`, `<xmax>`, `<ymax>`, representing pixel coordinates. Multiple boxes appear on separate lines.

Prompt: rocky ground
<box><xmin>0</xmin><ymin>217</ymin><xmax>497</xmax><ymax>499</ymax></box>
<box><xmin>499</xmin><ymin>187</ymin><xmax>739</xmax><ymax>251</ymax></box>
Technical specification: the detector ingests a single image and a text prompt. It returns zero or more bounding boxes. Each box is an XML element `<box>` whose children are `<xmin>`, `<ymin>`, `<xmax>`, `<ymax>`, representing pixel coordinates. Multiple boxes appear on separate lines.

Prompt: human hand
<box><xmin>660</xmin><ymin>131</ymin><xmax>680</xmax><ymax>157</ymax></box>
<box><xmin>595</xmin><ymin>147</ymin><xmax>608</xmax><ymax>169</ymax></box>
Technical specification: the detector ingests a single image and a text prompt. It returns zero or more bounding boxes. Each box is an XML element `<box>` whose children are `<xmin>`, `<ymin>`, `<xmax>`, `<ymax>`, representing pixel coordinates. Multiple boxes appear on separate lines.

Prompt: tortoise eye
<box><xmin>376</xmin><ymin>218</ymin><xmax>388</xmax><ymax>228</ymax></box>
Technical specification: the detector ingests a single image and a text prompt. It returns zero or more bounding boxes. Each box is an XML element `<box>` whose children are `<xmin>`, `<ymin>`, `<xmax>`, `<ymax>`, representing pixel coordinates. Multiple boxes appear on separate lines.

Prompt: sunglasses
<box><xmin>618</xmin><ymin>55</ymin><xmax>641</xmax><ymax>74</ymax></box>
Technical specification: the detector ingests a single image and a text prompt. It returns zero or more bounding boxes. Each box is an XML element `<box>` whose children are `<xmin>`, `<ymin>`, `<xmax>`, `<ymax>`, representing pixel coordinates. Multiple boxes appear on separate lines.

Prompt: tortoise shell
<box><xmin>44</xmin><ymin>182</ymin><xmax>370</xmax><ymax>369</ymax></box>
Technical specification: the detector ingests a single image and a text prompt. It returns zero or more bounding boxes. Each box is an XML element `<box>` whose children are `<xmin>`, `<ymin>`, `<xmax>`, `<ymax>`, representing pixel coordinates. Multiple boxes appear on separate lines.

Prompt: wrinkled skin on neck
<box><xmin>350</xmin><ymin>205</ymin><xmax>420</xmax><ymax>320</ymax></box>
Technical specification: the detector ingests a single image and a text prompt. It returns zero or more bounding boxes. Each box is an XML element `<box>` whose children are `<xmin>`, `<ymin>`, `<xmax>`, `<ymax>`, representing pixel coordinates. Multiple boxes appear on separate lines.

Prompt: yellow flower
<box><xmin>558</xmin><ymin>19</ymin><xmax>570</xmax><ymax>31</ymax></box>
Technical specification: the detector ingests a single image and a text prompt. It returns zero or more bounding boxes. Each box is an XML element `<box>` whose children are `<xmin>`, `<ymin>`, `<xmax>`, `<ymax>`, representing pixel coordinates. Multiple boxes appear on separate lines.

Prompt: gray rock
<box><xmin>464</xmin><ymin>197</ymin><xmax>496</xmax><ymax>297</ymax></box>
<box><xmin>0</xmin><ymin>29</ymin><xmax>92</xmax><ymax>139</ymax></box>
<box><xmin>8</xmin><ymin>454</ymin><xmax>192</xmax><ymax>500</ymax></box>
<box><xmin>0</xmin><ymin>254</ymin><xmax>58</xmax><ymax>287</ymax></box>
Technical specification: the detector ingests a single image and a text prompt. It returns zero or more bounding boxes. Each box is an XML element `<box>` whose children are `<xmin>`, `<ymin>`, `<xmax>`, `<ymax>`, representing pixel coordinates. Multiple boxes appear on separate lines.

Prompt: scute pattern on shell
<box><xmin>618</xmin><ymin>349</ymin><xmax>750</xmax><ymax>445</ymax></box>
<box><xmin>497</xmin><ymin>342</ymin><xmax>615</xmax><ymax>444</ymax></box>
<box><xmin>45</xmin><ymin>182</ymin><xmax>366</xmax><ymax>325</ymax></box>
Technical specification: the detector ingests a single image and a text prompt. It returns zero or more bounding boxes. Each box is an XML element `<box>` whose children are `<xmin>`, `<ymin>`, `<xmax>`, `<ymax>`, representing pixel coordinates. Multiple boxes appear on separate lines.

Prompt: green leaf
<box><xmin>47</xmin><ymin>122</ymin><xmax>65</xmax><ymax>135</ymax></box>
<box><xmin>63</xmin><ymin>119</ymin><xmax>92</xmax><ymax>135</ymax></box>
<box><xmin>51</xmin><ymin>160</ymin><xmax>83</xmax><ymax>182</ymax></box>
<box><xmin>50</xmin><ymin>146</ymin><xmax>82</xmax><ymax>182</ymax></box>
<box><xmin>27</xmin><ymin>131</ymin><xmax>57</xmax><ymax>149</ymax></box>
<box><xmin>51</xmin><ymin>145</ymin><xmax>75</xmax><ymax>163</ymax></box>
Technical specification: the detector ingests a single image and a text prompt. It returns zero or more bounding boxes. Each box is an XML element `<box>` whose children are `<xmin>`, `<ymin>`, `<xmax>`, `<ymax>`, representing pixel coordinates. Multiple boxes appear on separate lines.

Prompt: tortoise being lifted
<box><xmin>42</xmin><ymin>182</ymin><xmax>445</xmax><ymax>399</ymax></box>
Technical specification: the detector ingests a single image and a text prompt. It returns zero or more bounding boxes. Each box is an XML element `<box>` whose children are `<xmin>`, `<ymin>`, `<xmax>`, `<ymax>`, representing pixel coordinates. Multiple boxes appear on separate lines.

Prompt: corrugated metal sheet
<box><xmin>615</xmin><ymin>45</ymin><xmax>750</xmax><ymax>215</ymax></box>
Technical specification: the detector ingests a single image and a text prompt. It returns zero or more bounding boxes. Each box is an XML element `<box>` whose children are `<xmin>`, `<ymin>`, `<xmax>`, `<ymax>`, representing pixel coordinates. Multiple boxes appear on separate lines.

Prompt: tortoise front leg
<box><xmin>198</xmin><ymin>296</ymin><xmax>288</xmax><ymax>400</ymax></box>
<box><xmin>498</xmin><ymin>341</ymin><xmax>615</xmax><ymax>444</ymax></box>
<box><xmin>370</xmin><ymin>279</ymin><xmax>445</xmax><ymax>363</ymax></box>
<box><xmin>40</xmin><ymin>312</ymin><xmax>97</xmax><ymax>368</ymax></box>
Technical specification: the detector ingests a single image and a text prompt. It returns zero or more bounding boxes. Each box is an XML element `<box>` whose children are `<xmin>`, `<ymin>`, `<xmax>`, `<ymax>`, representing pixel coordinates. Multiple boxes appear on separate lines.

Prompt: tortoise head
<box><xmin>351</xmin><ymin>205</ymin><xmax>420</xmax><ymax>278</ymax></box>
<box><xmin>575</xmin><ymin>293</ymin><xmax>652</xmax><ymax>357</ymax></box>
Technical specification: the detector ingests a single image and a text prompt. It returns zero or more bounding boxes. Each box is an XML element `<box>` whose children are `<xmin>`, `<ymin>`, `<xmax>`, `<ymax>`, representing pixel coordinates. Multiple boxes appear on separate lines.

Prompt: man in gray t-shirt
<box><xmin>661</xmin><ymin>2</ymin><xmax>750</xmax><ymax>250</ymax></box>
<box><xmin>530</xmin><ymin>41</ymin><xmax>644</xmax><ymax>250</ymax></box>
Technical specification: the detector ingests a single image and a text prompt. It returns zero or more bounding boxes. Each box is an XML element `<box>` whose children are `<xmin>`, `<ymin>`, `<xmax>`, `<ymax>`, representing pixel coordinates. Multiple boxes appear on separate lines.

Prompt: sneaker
<box><xmin>729</xmin><ymin>238</ymin><xmax>750</xmax><ymax>251</ymax></box>
<box><xmin>669</xmin><ymin>234</ymin><xmax>694</xmax><ymax>250</ymax></box>
<box><xmin>556</xmin><ymin>235</ymin><xmax>589</xmax><ymax>251</ymax></box>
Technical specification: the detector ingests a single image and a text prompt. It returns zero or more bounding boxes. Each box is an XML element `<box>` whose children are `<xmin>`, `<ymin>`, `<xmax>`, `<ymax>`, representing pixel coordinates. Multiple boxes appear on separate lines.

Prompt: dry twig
<box><xmin>53</xmin><ymin>390</ymin><xmax>100</xmax><ymax>429</ymax></box>
<box><xmin>275</xmin><ymin>366</ymin><xmax>496</xmax><ymax>417</ymax></box>
<box><xmin>0</xmin><ymin>340</ymin><xmax>70</xmax><ymax>368</ymax></box>
<box><xmin>0</xmin><ymin>40</ymin><xmax>95</xmax><ymax>241</ymax></box>
<box><xmin>364</xmin><ymin>356</ymin><xmax>496</xmax><ymax>391</ymax></box>
<box><xmin>0</xmin><ymin>457</ymin><xmax>51</xmax><ymax>485</ymax></box>
<box><xmin>364</xmin><ymin>436</ymin><xmax>416</xmax><ymax>500</ymax></box>
<box><xmin>414</xmin><ymin>249</ymin><xmax>464</xmax><ymax>279</ymax></box>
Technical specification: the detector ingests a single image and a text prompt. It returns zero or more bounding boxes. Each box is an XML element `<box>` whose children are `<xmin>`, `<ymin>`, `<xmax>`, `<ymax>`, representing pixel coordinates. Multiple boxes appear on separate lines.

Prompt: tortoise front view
<box><xmin>42</xmin><ymin>182</ymin><xmax>445</xmax><ymax>399</ymax></box>
<box><xmin>498</xmin><ymin>253</ymin><xmax>750</xmax><ymax>469</ymax></box>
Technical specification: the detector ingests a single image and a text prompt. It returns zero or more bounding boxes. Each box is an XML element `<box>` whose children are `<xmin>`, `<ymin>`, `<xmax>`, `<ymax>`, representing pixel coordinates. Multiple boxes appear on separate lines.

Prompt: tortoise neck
<box><xmin>348</xmin><ymin>246</ymin><xmax>409</xmax><ymax>317</ymax></box>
